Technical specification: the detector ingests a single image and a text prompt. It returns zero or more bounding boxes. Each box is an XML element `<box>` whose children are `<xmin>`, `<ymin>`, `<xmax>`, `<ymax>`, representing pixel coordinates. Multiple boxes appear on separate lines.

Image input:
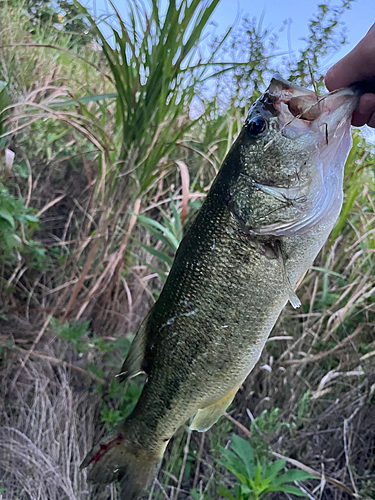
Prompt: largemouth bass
<box><xmin>81</xmin><ymin>76</ymin><xmax>359</xmax><ymax>499</ymax></box>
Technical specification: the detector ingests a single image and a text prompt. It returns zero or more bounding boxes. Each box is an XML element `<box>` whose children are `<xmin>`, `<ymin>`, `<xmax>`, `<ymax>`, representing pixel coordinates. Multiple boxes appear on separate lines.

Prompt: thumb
<box><xmin>325</xmin><ymin>23</ymin><xmax>375</xmax><ymax>91</ymax></box>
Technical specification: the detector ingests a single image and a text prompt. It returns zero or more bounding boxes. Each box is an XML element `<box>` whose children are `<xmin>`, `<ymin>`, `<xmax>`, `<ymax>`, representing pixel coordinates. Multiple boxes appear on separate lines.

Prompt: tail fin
<box><xmin>81</xmin><ymin>428</ymin><xmax>166</xmax><ymax>500</ymax></box>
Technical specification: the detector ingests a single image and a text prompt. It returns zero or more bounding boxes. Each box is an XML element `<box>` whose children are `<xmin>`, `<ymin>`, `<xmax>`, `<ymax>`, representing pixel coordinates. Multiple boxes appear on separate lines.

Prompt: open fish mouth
<box><xmin>247</xmin><ymin>74</ymin><xmax>360</xmax><ymax>237</ymax></box>
<box><xmin>266</xmin><ymin>74</ymin><xmax>359</xmax><ymax>147</ymax></box>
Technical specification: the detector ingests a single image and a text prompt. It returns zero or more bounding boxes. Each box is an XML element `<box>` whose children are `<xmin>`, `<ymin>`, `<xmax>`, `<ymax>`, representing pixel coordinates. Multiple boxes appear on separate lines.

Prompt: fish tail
<box><xmin>80</xmin><ymin>423</ymin><xmax>166</xmax><ymax>500</ymax></box>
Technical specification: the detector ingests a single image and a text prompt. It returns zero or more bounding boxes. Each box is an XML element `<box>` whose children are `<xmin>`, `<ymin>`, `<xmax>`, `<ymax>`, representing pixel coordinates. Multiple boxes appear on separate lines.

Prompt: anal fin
<box><xmin>189</xmin><ymin>385</ymin><xmax>240</xmax><ymax>432</ymax></box>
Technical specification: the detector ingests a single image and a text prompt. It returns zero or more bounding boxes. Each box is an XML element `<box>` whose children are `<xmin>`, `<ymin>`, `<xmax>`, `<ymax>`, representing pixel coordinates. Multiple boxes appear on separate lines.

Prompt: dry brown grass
<box><xmin>0</xmin><ymin>318</ymin><xmax>97</xmax><ymax>500</ymax></box>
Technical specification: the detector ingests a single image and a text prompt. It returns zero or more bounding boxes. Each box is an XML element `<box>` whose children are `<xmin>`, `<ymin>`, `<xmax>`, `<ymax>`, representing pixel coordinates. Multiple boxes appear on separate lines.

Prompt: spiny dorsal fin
<box><xmin>117</xmin><ymin>310</ymin><xmax>151</xmax><ymax>382</ymax></box>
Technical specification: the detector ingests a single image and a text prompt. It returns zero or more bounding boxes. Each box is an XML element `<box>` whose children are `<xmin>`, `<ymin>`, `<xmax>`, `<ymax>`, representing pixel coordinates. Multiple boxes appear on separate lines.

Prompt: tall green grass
<box><xmin>73</xmin><ymin>0</ymin><xmax>222</xmax><ymax>197</ymax></box>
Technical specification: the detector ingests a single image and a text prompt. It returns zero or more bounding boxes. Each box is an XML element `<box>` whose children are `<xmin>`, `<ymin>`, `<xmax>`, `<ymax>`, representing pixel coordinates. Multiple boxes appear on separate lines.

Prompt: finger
<box><xmin>358</xmin><ymin>93</ymin><xmax>375</xmax><ymax>116</ymax></box>
<box><xmin>325</xmin><ymin>24</ymin><xmax>375</xmax><ymax>91</ymax></box>
<box><xmin>351</xmin><ymin>94</ymin><xmax>375</xmax><ymax>127</ymax></box>
<box><xmin>352</xmin><ymin>109</ymin><xmax>368</xmax><ymax>127</ymax></box>
<box><xmin>368</xmin><ymin>111</ymin><xmax>375</xmax><ymax>129</ymax></box>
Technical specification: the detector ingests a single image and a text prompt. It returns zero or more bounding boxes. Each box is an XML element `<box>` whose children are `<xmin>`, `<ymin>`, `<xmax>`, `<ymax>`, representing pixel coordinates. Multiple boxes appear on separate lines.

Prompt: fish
<box><xmin>81</xmin><ymin>75</ymin><xmax>359</xmax><ymax>499</ymax></box>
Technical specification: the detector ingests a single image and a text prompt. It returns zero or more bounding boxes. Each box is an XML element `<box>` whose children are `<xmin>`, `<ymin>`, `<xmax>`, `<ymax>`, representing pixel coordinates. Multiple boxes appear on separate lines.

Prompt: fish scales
<box><xmin>81</xmin><ymin>75</ymin><xmax>360</xmax><ymax>499</ymax></box>
<box><xmin>130</xmin><ymin>197</ymin><xmax>285</xmax><ymax>437</ymax></box>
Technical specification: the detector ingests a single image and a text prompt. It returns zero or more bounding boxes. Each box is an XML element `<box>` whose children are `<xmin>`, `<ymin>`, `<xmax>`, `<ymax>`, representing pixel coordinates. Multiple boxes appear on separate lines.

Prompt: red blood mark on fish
<box><xmin>88</xmin><ymin>434</ymin><xmax>123</xmax><ymax>465</ymax></box>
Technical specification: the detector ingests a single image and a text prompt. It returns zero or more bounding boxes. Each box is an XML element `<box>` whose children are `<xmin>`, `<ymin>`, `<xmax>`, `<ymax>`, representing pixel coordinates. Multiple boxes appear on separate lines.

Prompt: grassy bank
<box><xmin>0</xmin><ymin>1</ymin><xmax>374</xmax><ymax>499</ymax></box>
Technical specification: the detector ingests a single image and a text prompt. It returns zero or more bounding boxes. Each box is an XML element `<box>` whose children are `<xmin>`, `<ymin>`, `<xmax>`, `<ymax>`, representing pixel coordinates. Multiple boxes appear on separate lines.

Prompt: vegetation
<box><xmin>0</xmin><ymin>1</ymin><xmax>374</xmax><ymax>499</ymax></box>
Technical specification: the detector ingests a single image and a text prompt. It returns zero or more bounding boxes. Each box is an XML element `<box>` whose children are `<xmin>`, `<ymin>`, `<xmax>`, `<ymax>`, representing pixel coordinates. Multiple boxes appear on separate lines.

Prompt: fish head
<box><xmin>227</xmin><ymin>74</ymin><xmax>359</xmax><ymax>236</ymax></box>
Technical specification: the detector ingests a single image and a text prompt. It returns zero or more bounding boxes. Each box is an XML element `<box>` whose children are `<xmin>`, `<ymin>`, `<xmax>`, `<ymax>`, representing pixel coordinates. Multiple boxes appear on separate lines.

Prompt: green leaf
<box><xmin>240</xmin><ymin>484</ymin><xmax>252</xmax><ymax>494</ymax></box>
<box><xmin>190</xmin><ymin>489</ymin><xmax>200</xmax><ymax>500</ymax></box>
<box><xmin>276</xmin><ymin>484</ymin><xmax>309</xmax><ymax>496</ymax></box>
<box><xmin>45</xmin><ymin>92</ymin><xmax>118</xmax><ymax>109</ymax></box>
<box><xmin>310</xmin><ymin>267</ymin><xmax>343</xmax><ymax>279</ymax></box>
<box><xmin>254</xmin><ymin>463</ymin><xmax>262</xmax><ymax>486</ymax></box>
<box><xmin>331</xmin><ymin>181</ymin><xmax>360</xmax><ymax>243</ymax></box>
<box><xmin>137</xmin><ymin>215</ymin><xmax>180</xmax><ymax>251</ymax></box>
<box><xmin>138</xmin><ymin>241</ymin><xmax>174</xmax><ymax>267</ymax></box>
<box><xmin>0</xmin><ymin>209</ymin><xmax>15</xmax><ymax>229</ymax></box>
<box><xmin>274</xmin><ymin>469</ymin><xmax>314</xmax><ymax>485</ymax></box>
<box><xmin>170</xmin><ymin>195</ymin><xmax>182</xmax><ymax>237</ymax></box>
<box><xmin>86</xmin><ymin>363</ymin><xmax>105</xmax><ymax>380</ymax></box>
<box><xmin>265</xmin><ymin>459</ymin><xmax>286</xmax><ymax>481</ymax></box>
<box><xmin>3</xmin><ymin>233</ymin><xmax>19</xmax><ymax>251</ymax></box>
<box><xmin>230</xmin><ymin>434</ymin><xmax>255</xmax><ymax>477</ymax></box>
<box><xmin>216</xmin><ymin>485</ymin><xmax>236</xmax><ymax>500</ymax></box>
<box><xmin>218</xmin><ymin>448</ymin><xmax>248</xmax><ymax>484</ymax></box>
<box><xmin>0</xmin><ymin>82</ymin><xmax>10</xmax><ymax>148</ymax></box>
<box><xmin>12</xmin><ymin>162</ymin><xmax>29</xmax><ymax>179</ymax></box>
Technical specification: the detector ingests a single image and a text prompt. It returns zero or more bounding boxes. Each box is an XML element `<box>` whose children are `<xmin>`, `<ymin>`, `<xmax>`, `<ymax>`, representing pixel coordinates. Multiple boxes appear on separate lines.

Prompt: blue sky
<box><xmin>212</xmin><ymin>0</ymin><xmax>374</xmax><ymax>71</ymax></box>
<box><xmin>88</xmin><ymin>0</ymin><xmax>374</xmax><ymax>74</ymax></box>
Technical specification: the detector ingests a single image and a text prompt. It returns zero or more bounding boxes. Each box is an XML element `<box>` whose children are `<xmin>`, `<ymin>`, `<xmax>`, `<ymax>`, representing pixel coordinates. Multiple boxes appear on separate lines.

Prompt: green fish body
<box><xmin>81</xmin><ymin>76</ymin><xmax>359</xmax><ymax>499</ymax></box>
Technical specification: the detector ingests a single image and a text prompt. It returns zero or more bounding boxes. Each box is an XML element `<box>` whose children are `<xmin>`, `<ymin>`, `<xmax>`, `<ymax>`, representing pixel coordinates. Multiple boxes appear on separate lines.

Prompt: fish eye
<box><xmin>247</xmin><ymin>116</ymin><xmax>267</xmax><ymax>136</ymax></box>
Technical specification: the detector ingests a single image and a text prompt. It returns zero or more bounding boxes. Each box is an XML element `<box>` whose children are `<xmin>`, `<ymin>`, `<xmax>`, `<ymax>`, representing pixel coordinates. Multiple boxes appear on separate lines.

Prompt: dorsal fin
<box><xmin>116</xmin><ymin>310</ymin><xmax>151</xmax><ymax>382</ymax></box>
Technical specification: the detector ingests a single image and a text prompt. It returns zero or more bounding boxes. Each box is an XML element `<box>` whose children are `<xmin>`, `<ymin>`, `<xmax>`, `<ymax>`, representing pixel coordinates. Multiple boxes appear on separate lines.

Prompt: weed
<box><xmin>247</xmin><ymin>408</ymin><xmax>290</xmax><ymax>460</ymax></box>
<box><xmin>0</xmin><ymin>81</ymin><xmax>10</xmax><ymax>151</ymax></box>
<box><xmin>50</xmin><ymin>317</ymin><xmax>90</xmax><ymax>354</ymax></box>
<box><xmin>215</xmin><ymin>435</ymin><xmax>313</xmax><ymax>499</ymax></box>
<box><xmin>50</xmin><ymin>317</ymin><xmax>141</xmax><ymax>430</ymax></box>
<box><xmin>295</xmin><ymin>391</ymin><xmax>311</xmax><ymax>427</ymax></box>
<box><xmin>0</xmin><ymin>184</ymin><xmax>45</xmax><ymax>269</ymax></box>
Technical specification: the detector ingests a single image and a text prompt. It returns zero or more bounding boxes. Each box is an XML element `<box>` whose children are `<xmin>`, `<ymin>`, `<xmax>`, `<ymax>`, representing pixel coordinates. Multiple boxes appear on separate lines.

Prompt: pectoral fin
<box><xmin>189</xmin><ymin>385</ymin><xmax>240</xmax><ymax>432</ymax></box>
<box><xmin>117</xmin><ymin>310</ymin><xmax>151</xmax><ymax>382</ymax></box>
<box><xmin>294</xmin><ymin>270</ymin><xmax>307</xmax><ymax>291</ymax></box>
<box><xmin>272</xmin><ymin>240</ymin><xmax>301</xmax><ymax>309</ymax></box>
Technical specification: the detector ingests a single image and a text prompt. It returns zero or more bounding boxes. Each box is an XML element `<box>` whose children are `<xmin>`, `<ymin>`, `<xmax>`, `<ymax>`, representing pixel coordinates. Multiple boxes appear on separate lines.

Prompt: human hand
<box><xmin>325</xmin><ymin>24</ymin><xmax>375</xmax><ymax>128</ymax></box>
